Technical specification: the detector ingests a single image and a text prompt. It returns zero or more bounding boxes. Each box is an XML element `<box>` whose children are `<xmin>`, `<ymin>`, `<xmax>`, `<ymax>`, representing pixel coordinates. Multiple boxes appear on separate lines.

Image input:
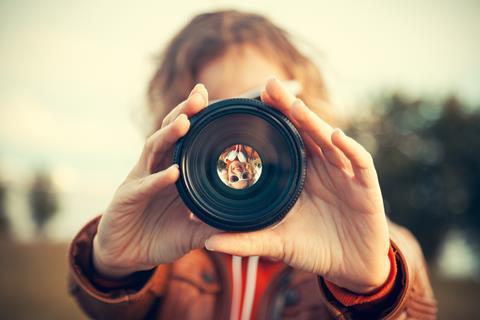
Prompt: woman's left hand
<box><xmin>205</xmin><ymin>78</ymin><xmax>391</xmax><ymax>294</ymax></box>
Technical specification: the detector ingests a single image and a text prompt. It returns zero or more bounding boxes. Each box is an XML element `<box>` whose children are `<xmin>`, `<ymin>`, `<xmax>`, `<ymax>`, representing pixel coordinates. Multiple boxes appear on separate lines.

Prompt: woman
<box><xmin>68</xmin><ymin>10</ymin><xmax>437</xmax><ymax>319</ymax></box>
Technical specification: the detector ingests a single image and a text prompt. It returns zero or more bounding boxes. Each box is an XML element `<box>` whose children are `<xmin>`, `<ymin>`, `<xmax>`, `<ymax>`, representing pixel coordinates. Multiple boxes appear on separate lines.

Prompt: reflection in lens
<box><xmin>217</xmin><ymin>144</ymin><xmax>262</xmax><ymax>190</ymax></box>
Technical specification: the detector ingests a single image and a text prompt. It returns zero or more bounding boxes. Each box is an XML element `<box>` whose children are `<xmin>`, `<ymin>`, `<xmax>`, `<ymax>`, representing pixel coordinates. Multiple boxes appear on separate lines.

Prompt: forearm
<box><xmin>68</xmin><ymin>216</ymin><xmax>169</xmax><ymax>320</ymax></box>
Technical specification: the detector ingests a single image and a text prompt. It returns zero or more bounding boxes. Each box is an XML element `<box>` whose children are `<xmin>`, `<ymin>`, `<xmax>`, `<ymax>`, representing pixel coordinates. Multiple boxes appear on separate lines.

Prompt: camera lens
<box><xmin>173</xmin><ymin>98</ymin><xmax>306</xmax><ymax>231</ymax></box>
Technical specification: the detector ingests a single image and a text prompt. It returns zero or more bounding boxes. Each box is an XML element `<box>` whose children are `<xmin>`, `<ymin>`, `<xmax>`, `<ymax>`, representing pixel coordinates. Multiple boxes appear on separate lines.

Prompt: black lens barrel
<box><xmin>173</xmin><ymin>98</ymin><xmax>306</xmax><ymax>231</ymax></box>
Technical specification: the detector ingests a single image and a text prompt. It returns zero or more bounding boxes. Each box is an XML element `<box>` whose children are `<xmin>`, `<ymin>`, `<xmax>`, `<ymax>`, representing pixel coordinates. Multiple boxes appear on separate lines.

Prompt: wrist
<box><xmin>322</xmin><ymin>244</ymin><xmax>398</xmax><ymax>307</ymax></box>
<box><xmin>92</xmin><ymin>234</ymin><xmax>137</xmax><ymax>279</ymax></box>
<box><xmin>326</xmin><ymin>249</ymin><xmax>393</xmax><ymax>295</ymax></box>
<box><xmin>346</xmin><ymin>254</ymin><xmax>391</xmax><ymax>294</ymax></box>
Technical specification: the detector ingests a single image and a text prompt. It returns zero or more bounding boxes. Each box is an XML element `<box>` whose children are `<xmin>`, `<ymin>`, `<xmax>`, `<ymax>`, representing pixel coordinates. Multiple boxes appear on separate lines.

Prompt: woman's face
<box><xmin>197</xmin><ymin>44</ymin><xmax>289</xmax><ymax>101</ymax></box>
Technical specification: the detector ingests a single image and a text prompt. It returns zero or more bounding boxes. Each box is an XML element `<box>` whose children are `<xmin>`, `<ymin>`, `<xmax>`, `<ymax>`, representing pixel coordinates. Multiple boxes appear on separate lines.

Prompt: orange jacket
<box><xmin>68</xmin><ymin>216</ymin><xmax>437</xmax><ymax>319</ymax></box>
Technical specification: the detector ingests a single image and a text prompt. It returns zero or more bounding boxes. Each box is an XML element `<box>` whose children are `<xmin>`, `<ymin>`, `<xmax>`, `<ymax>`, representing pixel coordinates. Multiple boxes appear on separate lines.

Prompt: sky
<box><xmin>0</xmin><ymin>0</ymin><xmax>479</xmax><ymax>275</ymax></box>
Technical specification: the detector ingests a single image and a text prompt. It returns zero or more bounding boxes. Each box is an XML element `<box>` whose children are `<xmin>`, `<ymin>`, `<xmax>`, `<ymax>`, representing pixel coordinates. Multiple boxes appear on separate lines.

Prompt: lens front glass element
<box><xmin>217</xmin><ymin>144</ymin><xmax>262</xmax><ymax>190</ymax></box>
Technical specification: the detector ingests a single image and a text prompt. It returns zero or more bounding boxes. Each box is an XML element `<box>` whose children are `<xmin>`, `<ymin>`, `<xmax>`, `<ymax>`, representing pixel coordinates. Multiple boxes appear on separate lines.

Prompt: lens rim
<box><xmin>173</xmin><ymin>98</ymin><xmax>306</xmax><ymax>231</ymax></box>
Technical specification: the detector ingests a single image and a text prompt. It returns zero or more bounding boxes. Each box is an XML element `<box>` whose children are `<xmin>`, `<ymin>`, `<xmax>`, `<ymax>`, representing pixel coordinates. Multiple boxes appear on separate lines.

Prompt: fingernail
<box><xmin>172</xmin><ymin>163</ymin><xmax>179</xmax><ymax>169</ymax></box>
<box><xmin>190</xmin><ymin>83</ymin><xmax>203</xmax><ymax>93</ymax></box>
<box><xmin>334</xmin><ymin>128</ymin><xmax>345</xmax><ymax>137</ymax></box>
<box><xmin>175</xmin><ymin>113</ymin><xmax>188</xmax><ymax>122</ymax></box>
<box><xmin>204</xmin><ymin>239</ymin><xmax>215</xmax><ymax>251</ymax></box>
<box><xmin>190</xmin><ymin>92</ymin><xmax>206</xmax><ymax>105</ymax></box>
<box><xmin>188</xmin><ymin>84</ymin><xmax>203</xmax><ymax>99</ymax></box>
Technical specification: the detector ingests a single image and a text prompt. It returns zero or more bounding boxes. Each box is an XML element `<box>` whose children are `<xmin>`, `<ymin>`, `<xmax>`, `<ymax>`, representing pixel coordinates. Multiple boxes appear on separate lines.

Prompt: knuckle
<box><xmin>171</xmin><ymin>120</ymin><xmax>184</xmax><ymax>137</ymax></box>
<box><xmin>138</xmin><ymin>174</ymin><xmax>160</xmax><ymax>192</ymax></box>
<box><xmin>145</xmin><ymin>135</ymin><xmax>155</xmax><ymax>152</ymax></box>
<box><xmin>266</xmin><ymin>79</ymin><xmax>280</xmax><ymax>99</ymax></box>
<box><xmin>363</xmin><ymin>151</ymin><xmax>374</xmax><ymax>165</ymax></box>
<box><xmin>270</xmin><ymin>231</ymin><xmax>284</xmax><ymax>258</ymax></box>
<box><xmin>364</xmin><ymin>149</ymin><xmax>373</xmax><ymax>160</ymax></box>
<box><xmin>136</xmin><ymin>178</ymin><xmax>150</xmax><ymax>195</ymax></box>
<box><xmin>295</xmin><ymin>97</ymin><xmax>305</xmax><ymax>106</ymax></box>
<box><xmin>247</xmin><ymin>237</ymin><xmax>256</xmax><ymax>254</ymax></box>
<box><xmin>161</xmin><ymin>116</ymin><xmax>170</xmax><ymax>128</ymax></box>
<box><xmin>238</xmin><ymin>233</ymin><xmax>254</xmax><ymax>252</ymax></box>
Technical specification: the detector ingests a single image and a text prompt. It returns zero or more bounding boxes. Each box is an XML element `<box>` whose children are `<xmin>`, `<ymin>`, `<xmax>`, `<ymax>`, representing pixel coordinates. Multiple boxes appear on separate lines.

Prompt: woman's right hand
<box><xmin>92</xmin><ymin>84</ymin><xmax>219</xmax><ymax>278</ymax></box>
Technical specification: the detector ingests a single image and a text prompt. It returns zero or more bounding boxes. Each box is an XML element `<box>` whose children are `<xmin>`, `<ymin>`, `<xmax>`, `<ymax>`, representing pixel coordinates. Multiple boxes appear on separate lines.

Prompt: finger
<box><xmin>301</xmin><ymin>132</ymin><xmax>324</xmax><ymax>158</ymax></box>
<box><xmin>262</xmin><ymin>78</ymin><xmax>305</xmax><ymax>136</ymax></box>
<box><xmin>261</xmin><ymin>88</ymin><xmax>323</xmax><ymax>159</ymax></box>
<box><xmin>146</xmin><ymin>113</ymin><xmax>190</xmax><ymax>173</ymax></box>
<box><xmin>331</xmin><ymin>128</ymin><xmax>377</xmax><ymax>184</ymax></box>
<box><xmin>265</xmin><ymin>78</ymin><xmax>338</xmax><ymax>151</ymax></box>
<box><xmin>264</xmin><ymin>77</ymin><xmax>296</xmax><ymax>116</ymax></box>
<box><xmin>261</xmin><ymin>88</ymin><xmax>303</xmax><ymax>134</ymax></box>
<box><xmin>265</xmin><ymin>77</ymin><xmax>336</xmax><ymax>143</ymax></box>
<box><xmin>260</xmin><ymin>89</ymin><xmax>277</xmax><ymax>110</ymax></box>
<box><xmin>289</xmin><ymin>98</ymin><xmax>334</xmax><ymax>146</ymax></box>
<box><xmin>289</xmin><ymin>98</ymin><xmax>351</xmax><ymax>168</ymax></box>
<box><xmin>138</xmin><ymin>164</ymin><xmax>180</xmax><ymax>196</ymax></box>
<box><xmin>263</xmin><ymin>79</ymin><xmax>344</xmax><ymax>167</ymax></box>
<box><xmin>204</xmin><ymin>230</ymin><xmax>283</xmax><ymax>258</ymax></box>
<box><xmin>161</xmin><ymin>84</ymin><xmax>208</xmax><ymax>127</ymax></box>
<box><xmin>331</xmin><ymin>129</ymin><xmax>373</xmax><ymax>169</ymax></box>
<box><xmin>187</xmin><ymin>223</ymin><xmax>222</xmax><ymax>250</ymax></box>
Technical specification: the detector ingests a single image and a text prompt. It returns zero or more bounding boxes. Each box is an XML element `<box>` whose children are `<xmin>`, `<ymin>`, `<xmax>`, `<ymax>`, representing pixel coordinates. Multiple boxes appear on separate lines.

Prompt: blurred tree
<box><xmin>0</xmin><ymin>177</ymin><xmax>8</xmax><ymax>233</ymax></box>
<box><xmin>28</xmin><ymin>170</ymin><xmax>59</xmax><ymax>235</ymax></box>
<box><xmin>348</xmin><ymin>93</ymin><xmax>480</xmax><ymax>263</ymax></box>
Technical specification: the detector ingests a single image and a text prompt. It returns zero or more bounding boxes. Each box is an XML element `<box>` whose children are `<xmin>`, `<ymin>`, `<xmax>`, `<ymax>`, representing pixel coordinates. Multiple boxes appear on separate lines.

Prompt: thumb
<box><xmin>138</xmin><ymin>164</ymin><xmax>179</xmax><ymax>196</ymax></box>
<box><xmin>204</xmin><ymin>230</ymin><xmax>283</xmax><ymax>258</ymax></box>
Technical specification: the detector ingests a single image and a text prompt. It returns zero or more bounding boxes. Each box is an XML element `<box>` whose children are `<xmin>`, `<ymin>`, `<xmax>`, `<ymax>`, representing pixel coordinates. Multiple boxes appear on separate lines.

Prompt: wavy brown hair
<box><xmin>147</xmin><ymin>9</ymin><xmax>333</xmax><ymax>132</ymax></box>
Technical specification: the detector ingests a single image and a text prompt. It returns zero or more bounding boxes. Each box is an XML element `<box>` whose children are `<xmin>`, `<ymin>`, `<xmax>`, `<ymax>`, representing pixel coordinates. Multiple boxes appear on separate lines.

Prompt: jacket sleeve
<box><xmin>67</xmin><ymin>215</ymin><xmax>171</xmax><ymax>320</ymax></box>
<box><xmin>317</xmin><ymin>221</ymin><xmax>437</xmax><ymax>320</ymax></box>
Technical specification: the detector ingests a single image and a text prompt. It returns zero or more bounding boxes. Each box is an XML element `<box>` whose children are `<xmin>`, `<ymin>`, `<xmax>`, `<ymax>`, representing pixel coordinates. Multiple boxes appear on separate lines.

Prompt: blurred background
<box><xmin>0</xmin><ymin>0</ymin><xmax>479</xmax><ymax>318</ymax></box>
